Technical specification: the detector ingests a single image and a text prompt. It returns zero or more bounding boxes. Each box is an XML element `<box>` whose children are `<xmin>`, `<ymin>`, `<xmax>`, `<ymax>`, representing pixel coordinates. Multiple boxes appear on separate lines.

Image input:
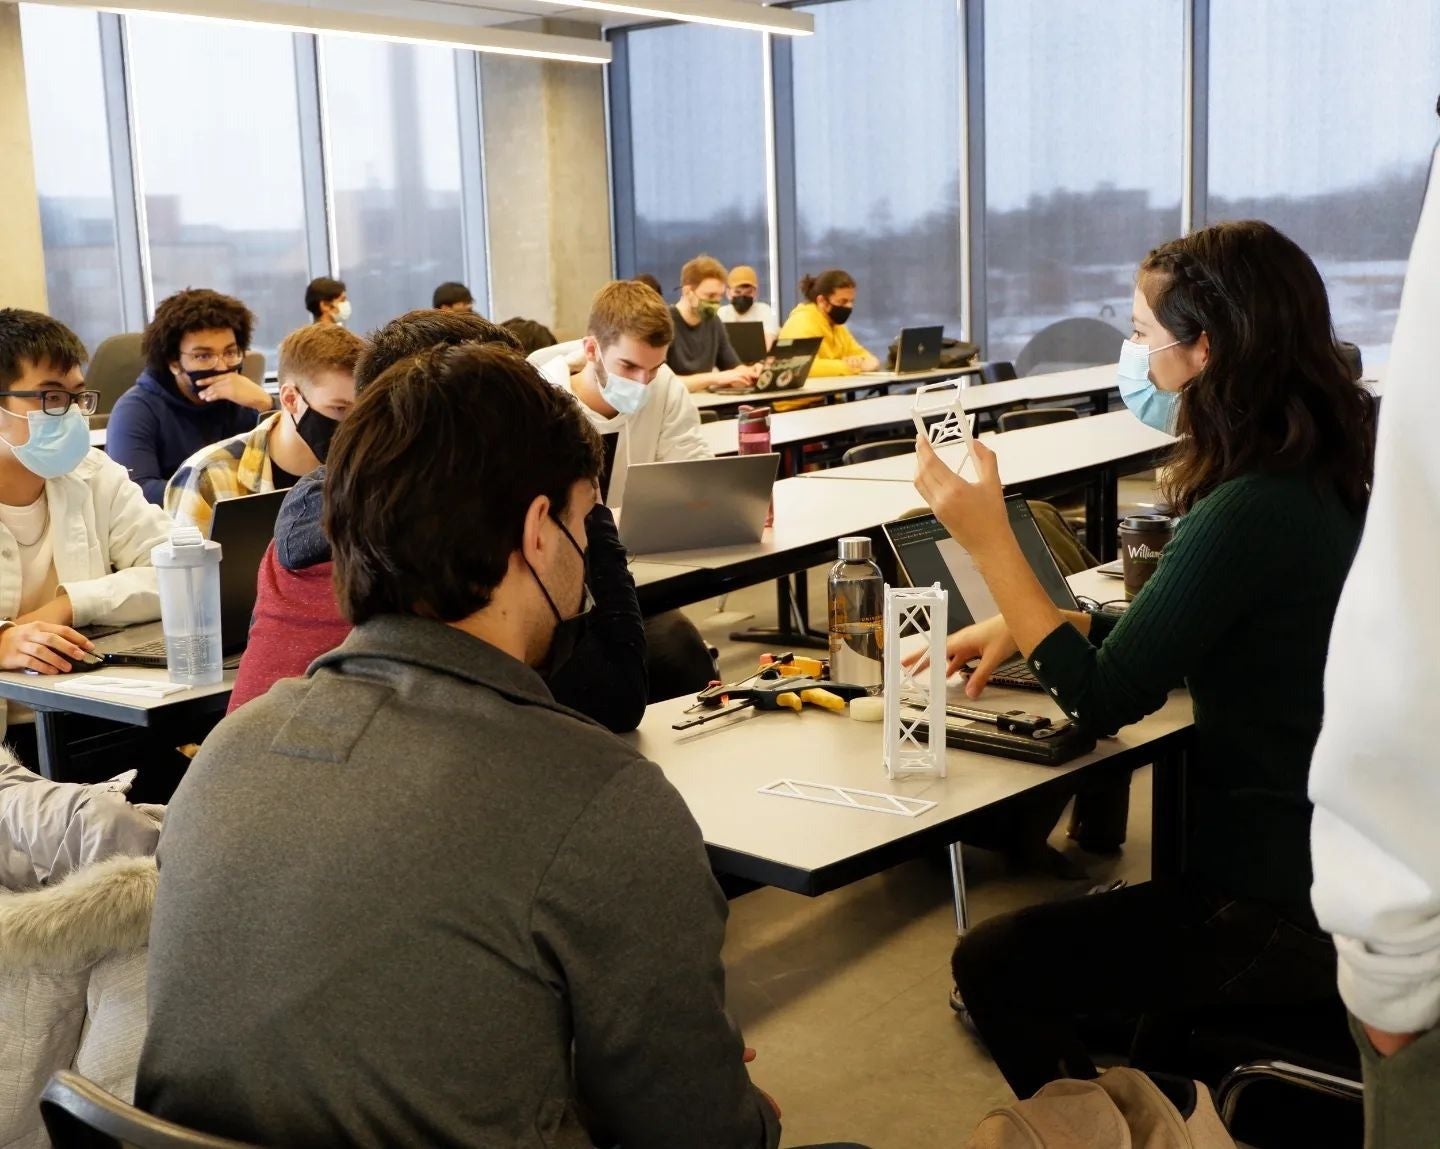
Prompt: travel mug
<box><xmin>1118</xmin><ymin>514</ymin><xmax>1175</xmax><ymax>599</ymax></box>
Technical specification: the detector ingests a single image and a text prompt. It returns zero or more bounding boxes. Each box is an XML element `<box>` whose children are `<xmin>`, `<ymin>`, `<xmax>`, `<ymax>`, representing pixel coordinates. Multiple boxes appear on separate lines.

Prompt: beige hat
<box><xmin>728</xmin><ymin>265</ymin><xmax>759</xmax><ymax>289</ymax></box>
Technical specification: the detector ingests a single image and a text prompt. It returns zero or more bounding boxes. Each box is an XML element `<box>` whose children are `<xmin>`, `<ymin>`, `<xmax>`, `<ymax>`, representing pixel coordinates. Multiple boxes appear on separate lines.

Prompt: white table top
<box><xmin>802</xmin><ymin>409</ymin><xmax>1175</xmax><ymax>486</ymax></box>
<box><xmin>90</xmin><ymin>427</ymin><xmax>106</xmax><ymax>448</ymax></box>
<box><xmin>629</xmin><ymin>570</ymin><xmax>1189</xmax><ymax>891</ymax></box>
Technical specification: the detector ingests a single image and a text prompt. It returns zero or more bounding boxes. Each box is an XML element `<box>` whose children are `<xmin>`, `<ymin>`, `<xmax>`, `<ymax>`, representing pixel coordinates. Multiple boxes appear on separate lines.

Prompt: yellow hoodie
<box><xmin>777</xmin><ymin>302</ymin><xmax>874</xmax><ymax>377</ymax></box>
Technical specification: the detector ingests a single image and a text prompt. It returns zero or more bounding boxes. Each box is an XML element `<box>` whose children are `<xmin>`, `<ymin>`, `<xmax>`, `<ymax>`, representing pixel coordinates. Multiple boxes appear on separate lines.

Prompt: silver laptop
<box><xmin>618</xmin><ymin>454</ymin><xmax>781</xmax><ymax>556</ymax></box>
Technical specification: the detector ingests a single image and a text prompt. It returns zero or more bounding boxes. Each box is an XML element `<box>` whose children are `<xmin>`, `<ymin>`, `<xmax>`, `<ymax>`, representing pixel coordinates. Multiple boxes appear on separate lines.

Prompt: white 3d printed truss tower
<box><xmin>883</xmin><ymin>583</ymin><xmax>949</xmax><ymax>779</ymax></box>
<box><xmin>912</xmin><ymin>380</ymin><xmax>977</xmax><ymax>475</ymax></box>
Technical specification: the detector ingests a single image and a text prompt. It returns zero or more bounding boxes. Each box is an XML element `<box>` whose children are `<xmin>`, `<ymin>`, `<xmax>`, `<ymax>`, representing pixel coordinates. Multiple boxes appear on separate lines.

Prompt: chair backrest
<box><xmin>841</xmin><ymin>438</ymin><xmax>916</xmax><ymax>467</ymax></box>
<box><xmin>40</xmin><ymin>1071</ymin><xmax>261</xmax><ymax>1149</ymax></box>
<box><xmin>698</xmin><ymin>409</ymin><xmax>720</xmax><ymax>424</ymax></box>
<box><xmin>240</xmin><ymin>351</ymin><xmax>265</xmax><ymax>386</ymax></box>
<box><xmin>86</xmin><ymin>334</ymin><xmax>146</xmax><ymax>428</ymax></box>
<box><xmin>998</xmin><ymin>407</ymin><xmax>1080</xmax><ymax>434</ymax></box>
<box><xmin>1014</xmin><ymin>318</ymin><xmax>1124</xmax><ymax>377</ymax></box>
<box><xmin>979</xmin><ymin>361</ymin><xmax>1018</xmax><ymax>385</ymax></box>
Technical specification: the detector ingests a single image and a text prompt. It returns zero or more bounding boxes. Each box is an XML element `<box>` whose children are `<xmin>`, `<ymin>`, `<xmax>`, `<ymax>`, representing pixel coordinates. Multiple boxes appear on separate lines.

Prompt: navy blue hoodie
<box><xmin>106</xmin><ymin>369</ymin><xmax>265</xmax><ymax>504</ymax></box>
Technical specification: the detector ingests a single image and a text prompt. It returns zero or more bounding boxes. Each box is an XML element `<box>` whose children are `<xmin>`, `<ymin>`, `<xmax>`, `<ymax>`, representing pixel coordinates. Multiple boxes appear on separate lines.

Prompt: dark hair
<box><xmin>432</xmin><ymin>281</ymin><xmax>474</xmax><ymax>309</ymax></box>
<box><xmin>354</xmin><ymin>309</ymin><xmax>520</xmax><ymax>392</ymax></box>
<box><xmin>502</xmin><ymin>317</ymin><xmax>558</xmax><ymax>356</ymax></box>
<box><xmin>142</xmin><ymin>289</ymin><xmax>254</xmax><ymax>380</ymax></box>
<box><xmin>1141</xmin><ymin>220</ymin><xmax>1376</xmax><ymax>516</ymax></box>
<box><xmin>633</xmin><ymin>273</ymin><xmax>665</xmax><ymax>296</ymax></box>
<box><xmin>325</xmin><ymin>343</ymin><xmax>603</xmax><ymax>625</ymax></box>
<box><xmin>799</xmin><ymin>269</ymin><xmax>856</xmax><ymax>302</ymax></box>
<box><xmin>0</xmin><ymin>309</ymin><xmax>88</xmax><ymax>388</ymax></box>
<box><xmin>304</xmin><ymin>277</ymin><xmax>346</xmax><ymax>320</ymax></box>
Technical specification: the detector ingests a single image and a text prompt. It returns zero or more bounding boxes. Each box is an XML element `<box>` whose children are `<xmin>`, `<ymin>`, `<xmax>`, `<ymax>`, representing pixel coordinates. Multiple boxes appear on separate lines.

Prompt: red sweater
<box><xmin>228</xmin><ymin>544</ymin><xmax>350</xmax><ymax>714</ymax></box>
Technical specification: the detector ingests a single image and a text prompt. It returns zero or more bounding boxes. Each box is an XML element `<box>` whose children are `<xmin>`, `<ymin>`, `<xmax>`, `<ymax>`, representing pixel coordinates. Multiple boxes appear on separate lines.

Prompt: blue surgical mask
<box><xmin>1117</xmin><ymin>337</ymin><xmax>1182</xmax><ymax>433</ymax></box>
<box><xmin>0</xmin><ymin>406</ymin><xmax>91</xmax><ymax>479</ymax></box>
<box><xmin>595</xmin><ymin>355</ymin><xmax>652</xmax><ymax>417</ymax></box>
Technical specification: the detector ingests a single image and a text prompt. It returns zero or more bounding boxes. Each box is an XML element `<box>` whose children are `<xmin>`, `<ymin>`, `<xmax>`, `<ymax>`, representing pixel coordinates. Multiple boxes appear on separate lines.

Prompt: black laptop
<box><xmin>894</xmin><ymin>325</ymin><xmax>945</xmax><ymax>374</ymax></box>
<box><xmin>882</xmin><ymin>497</ymin><xmax>1078</xmax><ymax>690</ymax></box>
<box><xmin>724</xmin><ymin>320</ymin><xmax>768</xmax><ymax>365</ymax></box>
<box><xmin>104</xmin><ymin>489</ymin><xmax>288</xmax><ymax>667</ymax></box>
<box><xmin>712</xmin><ymin>337</ymin><xmax>823</xmax><ymax>396</ymax></box>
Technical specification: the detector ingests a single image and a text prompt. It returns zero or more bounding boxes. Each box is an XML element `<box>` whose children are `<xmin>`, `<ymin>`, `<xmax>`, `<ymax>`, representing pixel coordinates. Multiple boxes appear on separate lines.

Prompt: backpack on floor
<box><xmin>967</xmin><ymin>1067</ymin><xmax>1237</xmax><ymax>1149</ymax></box>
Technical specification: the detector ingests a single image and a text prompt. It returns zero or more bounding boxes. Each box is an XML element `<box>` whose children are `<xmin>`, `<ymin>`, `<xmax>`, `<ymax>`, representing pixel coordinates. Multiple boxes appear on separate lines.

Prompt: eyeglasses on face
<box><xmin>0</xmin><ymin>390</ymin><xmax>101</xmax><ymax>416</ymax></box>
<box><xmin>181</xmin><ymin>348</ymin><xmax>245</xmax><ymax>370</ymax></box>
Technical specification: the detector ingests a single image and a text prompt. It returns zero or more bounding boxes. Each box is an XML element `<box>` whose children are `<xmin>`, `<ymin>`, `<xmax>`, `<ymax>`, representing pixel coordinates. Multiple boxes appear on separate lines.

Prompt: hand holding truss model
<box><xmin>912</xmin><ymin>380</ymin><xmax>977</xmax><ymax>475</ymax></box>
<box><xmin>882</xmin><ymin>583</ymin><xmax>949</xmax><ymax>779</ymax></box>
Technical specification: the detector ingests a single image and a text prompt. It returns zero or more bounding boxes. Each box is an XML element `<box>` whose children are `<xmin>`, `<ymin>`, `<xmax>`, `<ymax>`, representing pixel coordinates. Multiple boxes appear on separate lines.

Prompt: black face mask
<box><xmin>527</xmin><ymin>517</ymin><xmax>593</xmax><ymax>677</ymax></box>
<box><xmin>177</xmin><ymin>363</ymin><xmax>240</xmax><ymax>400</ymax></box>
<box><xmin>731</xmin><ymin>295</ymin><xmax>755</xmax><ymax>315</ymax></box>
<box><xmin>293</xmin><ymin>404</ymin><xmax>340</xmax><ymax>464</ymax></box>
<box><xmin>826</xmin><ymin>304</ymin><xmax>854</xmax><ymax>326</ymax></box>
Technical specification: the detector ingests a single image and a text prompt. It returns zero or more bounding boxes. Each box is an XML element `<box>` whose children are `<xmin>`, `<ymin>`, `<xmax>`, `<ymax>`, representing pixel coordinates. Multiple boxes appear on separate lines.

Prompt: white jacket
<box><xmin>1309</xmin><ymin>143</ymin><xmax>1440</xmax><ymax>1035</ymax></box>
<box><xmin>534</xmin><ymin>341</ymin><xmax>712</xmax><ymax>508</ymax></box>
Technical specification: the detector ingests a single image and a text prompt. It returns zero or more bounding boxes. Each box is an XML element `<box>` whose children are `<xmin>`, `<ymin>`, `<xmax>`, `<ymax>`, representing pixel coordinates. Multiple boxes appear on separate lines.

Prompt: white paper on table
<box><xmin>52</xmin><ymin>675</ymin><xmax>190</xmax><ymax>699</ymax></box>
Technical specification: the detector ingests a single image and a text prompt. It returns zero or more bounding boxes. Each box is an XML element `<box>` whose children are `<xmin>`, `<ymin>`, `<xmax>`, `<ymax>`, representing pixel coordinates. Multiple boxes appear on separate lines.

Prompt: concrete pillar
<box><xmin>0</xmin><ymin>5</ymin><xmax>49</xmax><ymax>312</ymax></box>
<box><xmin>481</xmin><ymin>18</ymin><xmax>612</xmax><ymax>340</ymax></box>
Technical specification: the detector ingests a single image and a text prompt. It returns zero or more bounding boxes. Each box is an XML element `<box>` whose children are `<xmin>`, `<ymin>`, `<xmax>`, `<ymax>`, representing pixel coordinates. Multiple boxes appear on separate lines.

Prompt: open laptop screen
<box><xmin>883</xmin><ymin>497</ymin><xmax>1078</xmax><ymax>632</ymax></box>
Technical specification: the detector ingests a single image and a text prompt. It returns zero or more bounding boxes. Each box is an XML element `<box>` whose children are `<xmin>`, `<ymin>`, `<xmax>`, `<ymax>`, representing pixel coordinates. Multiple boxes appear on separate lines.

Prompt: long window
<box><xmin>322</xmin><ymin>38</ymin><xmax>470</xmax><ymax>333</ymax></box>
<box><xmin>613</xmin><ymin>22</ymin><xmax>769</xmax><ymax>300</ymax></box>
<box><xmin>18</xmin><ymin>6</ymin><xmax>126</xmax><ymax>355</ymax></box>
<box><xmin>983</xmin><ymin>0</ymin><xmax>1185</xmax><ymax>367</ymax></box>
<box><xmin>789</xmin><ymin>0</ymin><xmax>962</xmax><ymax>354</ymax></box>
<box><xmin>1208</xmin><ymin>0</ymin><xmax>1440</xmax><ymax>361</ymax></box>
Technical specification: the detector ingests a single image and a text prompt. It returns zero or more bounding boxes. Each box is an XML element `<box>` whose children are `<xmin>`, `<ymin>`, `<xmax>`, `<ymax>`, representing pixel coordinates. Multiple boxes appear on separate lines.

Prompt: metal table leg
<box><xmin>34</xmin><ymin>710</ymin><xmax>72</xmax><ymax>782</ymax></box>
<box><xmin>729</xmin><ymin>574</ymin><xmax>830</xmax><ymax>649</ymax></box>
<box><xmin>949</xmin><ymin>840</ymin><xmax>970</xmax><ymax>933</ymax></box>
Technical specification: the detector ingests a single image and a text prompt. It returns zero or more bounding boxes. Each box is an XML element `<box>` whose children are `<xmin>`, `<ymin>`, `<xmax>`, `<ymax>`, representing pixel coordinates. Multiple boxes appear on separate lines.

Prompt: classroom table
<box><xmin>630</xmin><ymin>569</ymin><xmax>1193</xmax><ymax>926</ymax></box>
<box><xmin>0</xmin><ymin>622</ymin><xmax>235</xmax><ymax>781</ymax></box>
<box><xmin>699</xmin><ymin>365</ymin><xmax>1121</xmax><ymax>464</ymax></box>
<box><xmin>690</xmin><ymin>362</ymin><xmax>982</xmax><ymax>414</ymax></box>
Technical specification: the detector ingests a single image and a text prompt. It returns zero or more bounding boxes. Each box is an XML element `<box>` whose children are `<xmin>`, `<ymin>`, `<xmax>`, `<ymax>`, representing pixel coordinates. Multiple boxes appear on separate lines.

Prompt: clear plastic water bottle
<box><xmin>150</xmin><ymin>527</ymin><xmax>224</xmax><ymax>686</ymax></box>
<box><xmin>828</xmin><ymin>536</ymin><xmax>884</xmax><ymax>692</ymax></box>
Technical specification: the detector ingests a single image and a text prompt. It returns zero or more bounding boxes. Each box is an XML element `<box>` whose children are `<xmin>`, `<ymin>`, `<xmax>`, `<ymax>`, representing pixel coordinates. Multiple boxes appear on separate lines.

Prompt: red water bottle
<box><xmin>738</xmin><ymin>404</ymin><xmax>774</xmax><ymax>527</ymax></box>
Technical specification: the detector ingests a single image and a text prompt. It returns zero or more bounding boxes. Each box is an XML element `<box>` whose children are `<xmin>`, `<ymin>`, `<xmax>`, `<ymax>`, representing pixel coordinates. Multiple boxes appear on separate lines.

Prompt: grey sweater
<box><xmin>137</xmin><ymin>615</ymin><xmax>780</xmax><ymax>1149</ymax></box>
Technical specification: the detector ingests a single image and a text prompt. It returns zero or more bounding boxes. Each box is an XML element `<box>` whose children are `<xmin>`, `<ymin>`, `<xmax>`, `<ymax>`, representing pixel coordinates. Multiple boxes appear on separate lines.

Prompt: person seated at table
<box><xmin>668</xmin><ymin>254</ymin><xmax>758</xmax><ymax>394</ymax></box>
<box><xmin>778</xmin><ymin>269</ymin><xmax>880</xmax><ymax>378</ymax></box>
<box><xmin>503</xmin><ymin>316</ymin><xmax>558</xmax><ymax>356</ymax></box>
<box><xmin>718</xmin><ymin>264</ymin><xmax>779</xmax><ymax>347</ymax></box>
<box><xmin>303</xmin><ymin>276</ymin><xmax>348</xmax><ymax>326</ymax></box>
<box><xmin>633</xmin><ymin>272</ymin><xmax>665</xmax><ymax>297</ymax></box>
<box><xmin>913</xmin><ymin>220</ymin><xmax>1375</xmax><ymax>1099</ymax></box>
<box><xmin>0</xmin><ymin>310</ymin><xmax>172</xmax><ymax>769</ymax></box>
<box><xmin>107</xmin><ymin>289</ymin><xmax>276</xmax><ymax>505</ymax></box>
<box><xmin>137</xmin><ymin>343</ymin><xmax>798</xmax><ymax>1149</ymax></box>
<box><xmin>165</xmin><ymin>323</ymin><xmax>364</xmax><ymax>535</ymax></box>
<box><xmin>229</xmin><ymin>309</ymin><xmax>648</xmax><ymax>734</ymax></box>
<box><xmin>432</xmin><ymin>281</ymin><xmax>476</xmax><ymax>313</ymax></box>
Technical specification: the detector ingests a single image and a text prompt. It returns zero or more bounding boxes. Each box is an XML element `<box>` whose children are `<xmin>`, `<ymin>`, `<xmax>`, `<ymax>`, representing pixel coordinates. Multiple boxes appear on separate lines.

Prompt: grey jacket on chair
<box><xmin>139</xmin><ymin>615</ymin><xmax>781</xmax><ymax>1149</ymax></box>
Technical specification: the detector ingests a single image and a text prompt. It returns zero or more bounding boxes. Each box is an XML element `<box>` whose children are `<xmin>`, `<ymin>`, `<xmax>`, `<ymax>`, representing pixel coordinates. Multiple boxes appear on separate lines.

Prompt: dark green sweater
<box><xmin>1029</xmin><ymin>471</ymin><xmax>1363</xmax><ymax>914</ymax></box>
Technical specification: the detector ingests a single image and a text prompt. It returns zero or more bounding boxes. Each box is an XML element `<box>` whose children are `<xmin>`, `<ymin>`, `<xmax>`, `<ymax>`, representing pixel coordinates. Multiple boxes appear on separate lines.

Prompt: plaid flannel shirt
<box><xmin>165</xmin><ymin>412</ymin><xmax>282</xmax><ymax>536</ymax></box>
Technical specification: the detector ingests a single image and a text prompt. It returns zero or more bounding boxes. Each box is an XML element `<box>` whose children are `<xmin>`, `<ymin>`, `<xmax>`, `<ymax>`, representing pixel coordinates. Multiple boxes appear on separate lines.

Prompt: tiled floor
<box><xmin>680</xmin><ymin>558</ymin><xmax>1156</xmax><ymax>1149</ymax></box>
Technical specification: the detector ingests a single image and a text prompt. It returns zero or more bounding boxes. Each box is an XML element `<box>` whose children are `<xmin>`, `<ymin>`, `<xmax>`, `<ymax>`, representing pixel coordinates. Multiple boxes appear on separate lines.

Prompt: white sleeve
<box><xmin>653</xmin><ymin>373</ymin><xmax>714</xmax><ymax>463</ymax></box>
<box><xmin>62</xmin><ymin>462</ymin><xmax>172</xmax><ymax>627</ymax></box>
<box><xmin>1309</xmin><ymin>144</ymin><xmax>1440</xmax><ymax>1035</ymax></box>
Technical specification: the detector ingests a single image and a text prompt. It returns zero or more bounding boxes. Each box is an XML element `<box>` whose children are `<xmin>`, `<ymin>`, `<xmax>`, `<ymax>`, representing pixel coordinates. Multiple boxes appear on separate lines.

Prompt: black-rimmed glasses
<box><xmin>0</xmin><ymin>390</ymin><xmax>101</xmax><ymax>416</ymax></box>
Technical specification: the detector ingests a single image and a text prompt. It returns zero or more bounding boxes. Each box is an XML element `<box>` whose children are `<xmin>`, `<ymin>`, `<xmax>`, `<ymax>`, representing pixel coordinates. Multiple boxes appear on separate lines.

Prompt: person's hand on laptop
<box><xmin>712</xmin><ymin>366</ymin><xmax>755</xmax><ymax>390</ymax></box>
<box><xmin>901</xmin><ymin>614</ymin><xmax>1018</xmax><ymax>698</ymax></box>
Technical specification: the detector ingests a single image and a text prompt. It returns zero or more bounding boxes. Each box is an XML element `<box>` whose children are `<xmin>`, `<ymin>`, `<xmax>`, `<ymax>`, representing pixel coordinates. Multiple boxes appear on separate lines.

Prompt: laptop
<box><xmin>882</xmin><ymin>497</ymin><xmax>1079</xmax><ymax>690</ymax></box>
<box><xmin>103</xmin><ymin>489</ymin><xmax>288</xmax><ymax>667</ymax></box>
<box><xmin>893</xmin><ymin>325</ymin><xmax>945</xmax><ymax>374</ymax></box>
<box><xmin>724</xmin><ymin>320</ymin><xmax>769</xmax><ymax>365</ymax></box>
<box><xmin>711</xmin><ymin>337</ymin><xmax>822</xmax><ymax>396</ymax></box>
<box><xmin>617</xmin><ymin>454</ymin><xmax>781</xmax><ymax>556</ymax></box>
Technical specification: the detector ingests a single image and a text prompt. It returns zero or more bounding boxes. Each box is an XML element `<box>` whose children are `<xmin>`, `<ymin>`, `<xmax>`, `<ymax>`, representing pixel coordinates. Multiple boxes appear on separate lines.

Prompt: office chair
<box><xmin>698</xmin><ymin>409</ymin><xmax>720</xmax><ymax>424</ymax></box>
<box><xmin>1014</xmin><ymin>317</ymin><xmax>1124</xmax><ymax>377</ymax></box>
<box><xmin>240</xmin><ymin>351</ymin><xmax>265</xmax><ymax>386</ymax></box>
<box><xmin>40</xmin><ymin>1071</ymin><xmax>261</xmax><ymax>1149</ymax></box>
<box><xmin>978</xmin><ymin>360</ymin><xmax>1018</xmax><ymax>385</ymax></box>
<box><xmin>85</xmin><ymin>334</ymin><xmax>145</xmax><ymax>431</ymax></box>
<box><xmin>996</xmin><ymin>406</ymin><xmax>1080</xmax><ymax>434</ymax></box>
<box><xmin>840</xmin><ymin>438</ymin><xmax>915</xmax><ymax>467</ymax></box>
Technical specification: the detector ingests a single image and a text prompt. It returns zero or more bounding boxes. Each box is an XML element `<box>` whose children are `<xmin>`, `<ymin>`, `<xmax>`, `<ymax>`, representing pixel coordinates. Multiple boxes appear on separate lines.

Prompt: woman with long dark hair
<box><xmin>915</xmin><ymin>220</ymin><xmax>1376</xmax><ymax>1098</ymax></box>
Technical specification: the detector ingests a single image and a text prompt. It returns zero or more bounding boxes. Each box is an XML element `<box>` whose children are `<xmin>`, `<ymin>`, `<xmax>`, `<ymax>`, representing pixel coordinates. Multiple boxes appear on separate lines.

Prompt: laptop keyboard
<box><xmin>971</xmin><ymin>656</ymin><xmax>1045</xmax><ymax>691</ymax></box>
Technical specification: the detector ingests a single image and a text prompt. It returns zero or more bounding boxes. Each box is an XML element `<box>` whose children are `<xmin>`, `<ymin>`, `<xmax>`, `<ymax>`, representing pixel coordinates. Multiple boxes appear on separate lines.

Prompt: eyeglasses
<box><xmin>181</xmin><ymin>349</ymin><xmax>244</xmax><ymax>370</ymax></box>
<box><xmin>0</xmin><ymin>390</ymin><xmax>101</xmax><ymax>416</ymax></box>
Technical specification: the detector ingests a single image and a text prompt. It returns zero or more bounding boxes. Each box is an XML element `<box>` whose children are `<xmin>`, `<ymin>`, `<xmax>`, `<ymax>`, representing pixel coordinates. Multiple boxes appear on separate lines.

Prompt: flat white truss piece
<box><xmin>757</xmin><ymin>778</ymin><xmax>937</xmax><ymax>818</ymax></box>
<box><xmin>883</xmin><ymin>583</ymin><xmax>949</xmax><ymax>779</ymax></box>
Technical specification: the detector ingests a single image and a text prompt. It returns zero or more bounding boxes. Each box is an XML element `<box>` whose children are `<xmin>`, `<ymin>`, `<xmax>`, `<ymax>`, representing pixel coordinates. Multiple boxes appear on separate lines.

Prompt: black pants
<box><xmin>952</xmin><ymin>878</ymin><xmax>1339</xmax><ymax>1100</ymax></box>
<box><xmin>643</xmin><ymin>611</ymin><xmax>716</xmax><ymax>702</ymax></box>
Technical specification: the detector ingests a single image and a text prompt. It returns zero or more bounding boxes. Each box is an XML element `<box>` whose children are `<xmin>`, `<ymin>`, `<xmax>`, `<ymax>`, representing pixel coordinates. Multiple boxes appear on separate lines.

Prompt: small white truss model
<box><xmin>912</xmin><ymin>380</ymin><xmax>977</xmax><ymax>470</ymax></box>
<box><xmin>757</xmin><ymin>779</ymin><xmax>937</xmax><ymax>818</ymax></box>
<box><xmin>883</xmin><ymin>583</ymin><xmax>949</xmax><ymax>779</ymax></box>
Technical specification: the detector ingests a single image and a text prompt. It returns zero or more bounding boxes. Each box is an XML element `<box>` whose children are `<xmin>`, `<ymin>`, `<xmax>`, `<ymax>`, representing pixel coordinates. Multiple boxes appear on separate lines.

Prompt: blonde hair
<box><xmin>278</xmin><ymin>323</ymin><xmax>366</xmax><ymax>390</ymax></box>
<box><xmin>587</xmin><ymin>281</ymin><xmax>674</xmax><ymax>350</ymax></box>
<box><xmin>680</xmin><ymin>254</ymin><xmax>728</xmax><ymax>290</ymax></box>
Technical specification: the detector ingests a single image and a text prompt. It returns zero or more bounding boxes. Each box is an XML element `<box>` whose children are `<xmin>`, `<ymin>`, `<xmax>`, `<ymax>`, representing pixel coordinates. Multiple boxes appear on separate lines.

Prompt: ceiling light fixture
<box><xmin>524</xmin><ymin>0</ymin><xmax>813</xmax><ymax>37</ymax></box>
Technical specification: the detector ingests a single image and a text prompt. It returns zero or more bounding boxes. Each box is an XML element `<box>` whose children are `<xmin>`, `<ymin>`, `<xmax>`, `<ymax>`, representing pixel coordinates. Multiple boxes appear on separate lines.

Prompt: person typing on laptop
<box><xmin>778</xmin><ymin>269</ymin><xmax>880</xmax><ymax>377</ymax></box>
<box><xmin>0</xmin><ymin>310</ymin><xmax>171</xmax><ymax>769</ymax></box>
<box><xmin>912</xmin><ymin>221</ymin><xmax>1374</xmax><ymax>1099</ymax></box>
<box><xmin>668</xmin><ymin>255</ymin><xmax>759</xmax><ymax>394</ymax></box>
<box><xmin>165</xmin><ymin>323</ymin><xmax>364</xmax><ymax>535</ymax></box>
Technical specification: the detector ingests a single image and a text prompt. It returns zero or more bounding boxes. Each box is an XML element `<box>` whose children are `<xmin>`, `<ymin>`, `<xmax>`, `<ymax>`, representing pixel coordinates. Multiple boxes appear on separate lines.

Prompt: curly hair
<box><xmin>1141</xmin><ymin>220</ymin><xmax>1376</xmax><ymax>516</ymax></box>
<box><xmin>142</xmin><ymin>289</ymin><xmax>254</xmax><ymax>380</ymax></box>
